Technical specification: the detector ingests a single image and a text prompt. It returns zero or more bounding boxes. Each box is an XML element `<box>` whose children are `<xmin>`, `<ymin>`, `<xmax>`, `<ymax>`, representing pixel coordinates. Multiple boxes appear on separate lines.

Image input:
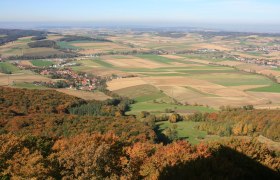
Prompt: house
<box><xmin>81</xmin><ymin>79</ymin><xmax>88</xmax><ymax>86</ymax></box>
<box><xmin>40</xmin><ymin>70</ymin><xmax>50</xmax><ymax>76</ymax></box>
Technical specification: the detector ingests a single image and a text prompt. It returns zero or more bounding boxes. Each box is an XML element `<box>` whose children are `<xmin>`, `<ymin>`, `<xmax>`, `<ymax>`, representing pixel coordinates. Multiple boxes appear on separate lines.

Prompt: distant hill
<box><xmin>0</xmin><ymin>29</ymin><xmax>47</xmax><ymax>45</ymax></box>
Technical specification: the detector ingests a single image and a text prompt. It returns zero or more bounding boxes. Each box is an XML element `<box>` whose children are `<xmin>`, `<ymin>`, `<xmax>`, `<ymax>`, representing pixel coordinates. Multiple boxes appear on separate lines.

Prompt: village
<box><xmin>235</xmin><ymin>45</ymin><xmax>280</xmax><ymax>55</ymax></box>
<box><xmin>173</xmin><ymin>48</ymin><xmax>280</xmax><ymax>68</ymax></box>
<box><xmin>232</xmin><ymin>55</ymin><xmax>280</xmax><ymax>68</ymax></box>
<box><xmin>13</xmin><ymin>60</ymin><xmax>110</xmax><ymax>91</ymax></box>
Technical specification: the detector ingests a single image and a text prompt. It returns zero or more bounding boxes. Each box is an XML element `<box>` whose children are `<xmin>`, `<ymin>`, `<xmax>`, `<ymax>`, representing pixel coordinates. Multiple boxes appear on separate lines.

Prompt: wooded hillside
<box><xmin>197</xmin><ymin>109</ymin><xmax>280</xmax><ymax>141</ymax></box>
<box><xmin>0</xmin><ymin>87</ymin><xmax>279</xmax><ymax>179</ymax></box>
<box><xmin>0</xmin><ymin>29</ymin><xmax>47</xmax><ymax>45</ymax></box>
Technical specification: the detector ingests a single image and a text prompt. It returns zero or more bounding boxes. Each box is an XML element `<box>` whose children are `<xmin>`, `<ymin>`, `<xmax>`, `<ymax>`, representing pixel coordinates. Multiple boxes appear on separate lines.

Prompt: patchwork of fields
<box><xmin>75</xmin><ymin>55</ymin><xmax>265</xmax><ymax>113</ymax></box>
<box><xmin>1</xmin><ymin>31</ymin><xmax>280</xmax><ymax>113</ymax></box>
<box><xmin>1</xmin><ymin>58</ymin><xmax>279</xmax><ymax>112</ymax></box>
<box><xmin>97</xmin><ymin>54</ymin><xmax>280</xmax><ymax>110</ymax></box>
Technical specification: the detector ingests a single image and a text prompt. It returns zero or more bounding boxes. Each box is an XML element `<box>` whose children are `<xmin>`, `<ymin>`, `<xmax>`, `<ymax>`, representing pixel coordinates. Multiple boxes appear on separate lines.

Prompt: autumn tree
<box><xmin>0</xmin><ymin>134</ymin><xmax>57</xmax><ymax>179</ymax></box>
<box><xmin>51</xmin><ymin>133</ymin><xmax>124</xmax><ymax>179</ymax></box>
<box><xmin>169</xmin><ymin>113</ymin><xmax>180</xmax><ymax>123</ymax></box>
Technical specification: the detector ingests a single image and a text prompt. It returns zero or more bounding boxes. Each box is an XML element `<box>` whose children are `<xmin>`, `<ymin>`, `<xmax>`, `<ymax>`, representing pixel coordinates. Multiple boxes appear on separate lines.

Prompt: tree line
<box><xmin>58</xmin><ymin>35</ymin><xmax>112</xmax><ymax>42</ymax></box>
<box><xmin>28</xmin><ymin>40</ymin><xmax>58</xmax><ymax>48</ymax></box>
<box><xmin>196</xmin><ymin>108</ymin><xmax>280</xmax><ymax>141</ymax></box>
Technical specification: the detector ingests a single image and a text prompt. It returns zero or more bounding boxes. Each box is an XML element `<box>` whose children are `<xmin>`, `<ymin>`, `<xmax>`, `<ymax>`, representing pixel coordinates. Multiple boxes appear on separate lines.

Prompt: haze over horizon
<box><xmin>1</xmin><ymin>0</ymin><xmax>280</xmax><ymax>32</ymax></box>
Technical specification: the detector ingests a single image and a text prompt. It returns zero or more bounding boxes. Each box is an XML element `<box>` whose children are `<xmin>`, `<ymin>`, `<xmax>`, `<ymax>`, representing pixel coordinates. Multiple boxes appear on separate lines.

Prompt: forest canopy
<box><xmin>28</xmin><ymin>40</ymin><xmax>57</xmax><ymax>48</ymax></box>
<box><xmin>196</xmin><ymin>109</ymin><xmax>280</xmax><ymax>142</ymax></box>
<box><xmin>0</xmin><ymin>87</ymin><xmax>279</xmax><ymax>179</ymax></box>
<box><xmin>58</xmin><ymin>35</ymin><xmax>112</xmax><ymax>42</ymax></box>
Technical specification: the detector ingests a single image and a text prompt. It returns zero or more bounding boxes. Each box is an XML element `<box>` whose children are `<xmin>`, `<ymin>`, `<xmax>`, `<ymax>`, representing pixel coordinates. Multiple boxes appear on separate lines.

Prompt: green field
<box><xmin>156</xmin><ymin>121</ymin><xmax>208</xmax><ymax>144</ymax></box>
<box><xmin>194</xmin><ymin>73</ymin><xmax>272</xmax><ymax>86</ymax></box>
<box><xmin>58</xmin><ymin>40</ymin><xmax>101</xmax><ymax>50</ymax></box>
<box><xmin>114</xmin><ymin>84</ymin><xmax>216</xmax><ymax>114</ymax></box>
<box><xmin>136</xmin><ymin>54</ymin><xmax>193</xmax><ymax>65</ymax></box>
<box><xmin>185</xmin><ymin>86</ymin><xmax>218</xmax><ymax>97</ymax></box>
<box><xmin>178</xmin><ymin>54</ymin><xmax>225</xmax><ymax>62</ymax></box>
<box><xmin>120</xmin><ymin>65</ymin><xmax>232</xmax><ymax>74</ymax></box>
<box><xmin>77</xmin><ymin>59</ymin><xmax>99</xmax><ymax>66</ymax></box>
<box><xmin>141</xmin><ymin>73</ymin><xmax>188</xmax><ymax>77</ymax></box>
<box><xmin>129</xmin><ymin>102</ymin><xmax>216</xmax><ymax>114</ymax></box>
<box><xmin>177</xmin><ymin>69</ymin><xmax>236</xmax><ymax>74</ymax></box>
<box><xmin>12</xmin><ymin>82</ymin><xmax>47</xmax><ymax>89</ymax></box>
<box><xmin>71</xmin><ymin>65</ymin><xmax>91</xmax><ymax>72</ymax></box>
<box><xmin>73</xmin><ymin>58</ymin><xmax>114</xmax><ymax>69</ymax></box>
<box><xmin>0</xmin><ymin>62</ymin><xmax>20</xmax><ymax>74</ymax></box>
<box><xmin>16</xmin><ymin>37</ymin><xmax>32</xmax><ymax>43</ymax></box>
<box><xmin>120</xmin><ymin>67</ymin><xmax>169</xmax><ymax>73</ymax></box>
<box><xmin>114</xmin><ymin>84</ymin><xmax>166</xmax><ymax>103</ymax></box>
<box><xmin>110</xmin><ymin>55</ymin><xmax>132</xmax><ymax>59</ymax></box>
<box><xmin>175</xmin><ymin>65</ymin><xmax>233</xmax><ymax>70</ymax></box>
<box><xmin>70</xmin><ymin>59</ymin><xmax>98</xmax><ymax>72</ymax></box>
<box><xmin>145</xmin><ymin>44</ymin><xmax>191</xmax><ymax>51</ymax></box>
<box><xmin>248</xmin><ymin>83</ymin><xmax>280</xmax><ymax>93</ymax></box>
<box><xmin>93</xmin><ymin>59</ymin><xmax>114</xmax><ymax>68</ymax></box>
<box><xmin>31</xmin><ymin>60</ymin><xmax>54</xmax><ymax>67</ymax></box>
<box><xmin>23</xmin><ymin>48</ymin><xmax>64</xmax><ymax>57</ymax></box>
<box><xmin>57</xmin><ymin>41</ymin><xmax>81</xmax><ymax>50</ymax></box>
<box><xmin>136</xmin><ymin>54</ymin><xmax>173</xmax><ymax>64</ymax></box>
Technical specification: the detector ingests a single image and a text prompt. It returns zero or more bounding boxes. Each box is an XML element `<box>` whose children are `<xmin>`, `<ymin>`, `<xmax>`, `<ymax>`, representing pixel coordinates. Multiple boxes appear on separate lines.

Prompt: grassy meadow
<box><xmin>0</xmin><ymin>62</ymin><xmax>20</xmax><ymax>74</ymax></box>
<box><xmin>156</xmin><ymin>121</ymin><xmax>208</xmax><ymax>144</ymax></box>
<box><xmin>248</xmin><ymin>83</ymin><xmax>280</xmax><ymax>93</ymax></box>
<box><xmin>31</xmin><ymin>60</ymin><xmax>54</xmax><ymax>67</ymax></box>
<box><xmin>12</xmin><ymin>82</ymin><xmax>47</xmax><ymax>89</ymax></box>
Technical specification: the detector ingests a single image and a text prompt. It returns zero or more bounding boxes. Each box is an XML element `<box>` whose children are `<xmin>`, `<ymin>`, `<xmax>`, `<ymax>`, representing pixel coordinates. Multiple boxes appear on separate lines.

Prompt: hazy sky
<box><xmin>1</xmin><ymin>0</ymin><xmax>280</xmax><ymax>25</ymax></box>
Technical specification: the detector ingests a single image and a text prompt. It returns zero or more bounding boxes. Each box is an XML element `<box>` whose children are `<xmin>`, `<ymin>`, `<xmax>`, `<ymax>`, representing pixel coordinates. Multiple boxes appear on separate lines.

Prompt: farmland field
<box><xmin>12</xmin><ymin>82</ymin><xmax>48</xmax><ymax>89</ymax></box>
<box><xmin>114</xmin><ymin>84</ymin><xmax>216</xmax><ymax>114</ymax></box>
<box><xmin>248</xmin><ymin>83</ymin><xmax>280</xmax><ymax>93</ymax></box>
<box><xmin>57</xmin><ymin>41</ymin><xmax>82</xmax><ymax>50</ymax></box>
<box><xmin>0</xmin><ymin>37</ymin><xmax>60</xmax><ymax>58</ymax></box>
<box><xmin>0</xmin><ymin>62</ymin><xmax>20</xmax><ymax>74</ymax></box>
<box><xmin>0</xmin><ymin>72</ymin><xmax>51</xmax><ymax>86</ymax></box>
<box><xmin>136</xmin><ymin>54</ymin><xmax>173</xmax><ymax>64</ymax></box>
<box><xmin>193</xmin><ymin>72</ymin><xmax>272</xmax><ymax>86</ymax></box>
<box><xmin>94</xmin><ymin>58</ymin><xmax>114</xmax><ymax>68</ymax></box>
<box><xmin>128</xmin><ymin>102</ymin><xmax>216</xmax><ymax>115</ymax></box>
<box><xmin>114</xmin><ymin>84</ymin><xmax>166</xmax><ymax>102</ymax></box>
<box><xmin>31</xmin><ymin>60</ymin><xmax>54</xmax><ymax>67</ymax></box>
<box><xmin>23</xmin><ymin>48</ymin><xmax>64</xmax><ymax>57</ymax></box>
<box><xmin>77</xmin><ymin>42</ymin><xmax>133</xmax><ymax>54</ymax></box>
<box><xmin>86</xmin><ymin>52</ymin><xmax>280</xmax><ymax>110</ymax></box>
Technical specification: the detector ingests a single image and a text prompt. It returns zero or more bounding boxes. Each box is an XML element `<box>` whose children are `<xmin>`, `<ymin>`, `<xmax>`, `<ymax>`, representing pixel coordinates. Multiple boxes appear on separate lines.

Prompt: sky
<box><xmin>0</xmin><ymin>0</ymin><xmax>280</xmax><ymax>30</ymax></box>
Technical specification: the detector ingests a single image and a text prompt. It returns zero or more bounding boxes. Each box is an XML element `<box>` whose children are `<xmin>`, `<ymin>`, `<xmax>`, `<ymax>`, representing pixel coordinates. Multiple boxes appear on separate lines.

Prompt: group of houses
<box><xmin>172</xmin><ymin>48</ymin><xmax>280</xmax><ymax>68</ymax></box>
<box><xmin>14</xmin><ymin>61</ymin><xmax>105</xmax><ymax>91</ymax></box>
<box><xmin>235</xmin><ymin>45</ymin><xmax>280</xmax><ymax>55</ymax></box>
<box><xmin>232</xmin><ymin>55</ymin><xmax>280</xmax><ymax>68</ymax></box>
<box><xmin>40</xmin><ymin>68</ymin><xmax>100</xmax><ymax>91</ymax></box>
